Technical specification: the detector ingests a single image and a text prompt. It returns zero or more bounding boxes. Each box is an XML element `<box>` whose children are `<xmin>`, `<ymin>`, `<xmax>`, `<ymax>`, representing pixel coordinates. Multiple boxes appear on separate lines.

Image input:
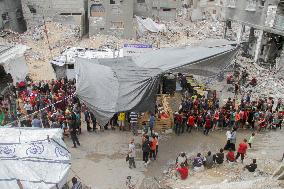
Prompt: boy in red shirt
<box><xmin>187</xmin><ymin>114</ymin><xmax>195</xmax><ymax>133</ymax></box>
<box><xmin>176</xmin><ymin>163</ymin><xmax>189</xmax><ymax>180</ymax></box>
<box><xmin>150</xmin><ymin>135</ymin><xmax>158</xmax><ymax>160</ymax></box>
<box><xmin>236</xmin><ymin>139</ymin><xmax>248</xmax><ymax>163</ymax></box>
<box><xmin>226</xmin><ymin>148</ymin><xmax>235</xmax><ymax>162</ymax></box>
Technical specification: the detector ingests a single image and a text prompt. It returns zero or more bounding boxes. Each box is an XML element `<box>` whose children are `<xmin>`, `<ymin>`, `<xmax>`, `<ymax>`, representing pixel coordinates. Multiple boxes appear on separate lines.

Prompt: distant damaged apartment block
<box><xmin>88</xmin><ymin>0</ymin><xmax>134</xmax><ymax>38</ymax></box>
<box><xmin>21</xmin><ymin>0</ymin><xmax>88</xmax><ymax>36</ymax></box>
<box><xmin>88</xmin><ymin>0</ymin><xmax>187</xmax><ymax>39</ymax></box>
<box><xmin>0</xmin><ymin>0</ymin><xmax>26</xmax><ymax>33</ymax></box>
<box><xmin>223</xmin><ymin>0</ymin><xmax>284</xmax><ymax>68</ymax></box>
<box><xmin>134</xmin><ymin>0</ymin><xmax>183</xmax><ymax>21</ymax></box>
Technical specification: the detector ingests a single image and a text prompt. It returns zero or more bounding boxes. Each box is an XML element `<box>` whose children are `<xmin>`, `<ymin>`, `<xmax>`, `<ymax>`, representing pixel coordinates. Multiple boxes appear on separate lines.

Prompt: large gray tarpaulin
<box><xmin>76</xmin><ymin>57</ymin><xmax>161</xmax><ymax>124</ymax></box>
<box><xmin>75</xmin><ymin>40</ymin><xmax>238</xmax><ymax>124</ymax></box>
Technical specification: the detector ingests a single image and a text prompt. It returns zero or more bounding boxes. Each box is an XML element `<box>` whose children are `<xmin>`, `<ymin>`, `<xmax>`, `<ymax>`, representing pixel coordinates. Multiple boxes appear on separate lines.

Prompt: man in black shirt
<box><xmin>142</xmin><ymin>135</ymin><xmax>151</xmax><ymax>166</ymax></box>
<box><xmin>90</xmin><ymin>111</ymin><xmax>97</xmax><ymax>132</ymax></box>
<box><xmin>244</xmin><ymin>159</ymin><xmax>257</xmax><ymax>172</ymax></box>
<box><xmin>213</xmin><ymin>148</ymin><xmax>224</xmax><ymax>165</ymax></box>
<box><xmin>68</xmin><ymin>116</ymin><xmax>80</xmax><ymax>148</ymax></box>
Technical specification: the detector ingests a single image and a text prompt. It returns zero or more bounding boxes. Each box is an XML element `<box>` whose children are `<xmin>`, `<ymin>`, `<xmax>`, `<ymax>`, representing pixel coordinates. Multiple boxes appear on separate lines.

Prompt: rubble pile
<box><xmin>1</xmin><ymin>21</ymin><xmax>80</xmax><ymax>81</ymax></box>
<box><xmin>161</xmin><ymin>149</ymin><xmax>281</xmax><ymax>189</ymax></box>
<box><xmin>236</xmin><ymin>55</ymin><xmax>284</xmax><ymax>100</ymax></box>
<box><xmin>84</xmin><ymin>19</ymin><xmax>239</xmax><ymax>49</ymax></box>
<box><xmin>137</xmin><ymin>20</ymin><xmax>230</xmax><ymax>48</ymax></box>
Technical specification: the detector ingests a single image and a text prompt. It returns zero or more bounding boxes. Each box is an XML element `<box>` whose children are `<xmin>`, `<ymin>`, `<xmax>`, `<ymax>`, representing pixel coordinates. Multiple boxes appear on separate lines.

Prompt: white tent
<box><xmin>0</xmin><ymin>128</ymin><xmax>71</xmax><ymax>189</ymax></box>
<box><xmin>0</xmin><ymin>44</ymin><xmax>29</xmax><ymax>84</ymax></box>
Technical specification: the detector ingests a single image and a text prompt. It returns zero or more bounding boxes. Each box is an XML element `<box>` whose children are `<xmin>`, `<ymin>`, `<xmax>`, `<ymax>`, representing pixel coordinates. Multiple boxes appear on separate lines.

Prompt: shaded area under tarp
<box><xmin>75</xmin><ymin>40</ymin><xmax>239</xmax><ymax>125</ymax></box>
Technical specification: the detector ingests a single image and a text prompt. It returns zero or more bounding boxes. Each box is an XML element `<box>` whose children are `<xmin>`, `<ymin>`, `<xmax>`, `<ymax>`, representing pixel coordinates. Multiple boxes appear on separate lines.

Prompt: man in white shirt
<box><xmin>24</xmin><ymin>102</ymin><xmax>33</xmax><ymax>114</ymax></box>
<box><xmin>224</xmin><ymin>130</ymin><xmax>231</xmax><ymax>150</ymax></box>
<box><xmin>128</xmin><ymin>138</ymin><xmax>136</xmax><ymax>169</ymax></box>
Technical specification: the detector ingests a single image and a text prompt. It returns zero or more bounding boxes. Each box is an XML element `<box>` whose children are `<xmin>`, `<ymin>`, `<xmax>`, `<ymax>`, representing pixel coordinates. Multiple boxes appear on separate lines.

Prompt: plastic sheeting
<box><xmin>76</xmin><ymin>57</ymin><xmax>161</xmax><ymax>124</ymax></box>
<box><xmin>0</xmin><ymin>45</ymin><xmax>29</xmax><ymax>84</ymax></box>
<box><xmin>0</xmin><ymin>128</ymin><xmax>71</xmax><ymax>189</ymax></box>
<box><xmin>136</xmin><ymin>16</ymin><xmax>166</xmax><ymax>36</ymax></box>
<box><xmin>75</xmin><ymin>40</ymin><xmax>238</xmax><ymax>125</ymax></box>
<box><xmin>134</xmin><ymin>45</ymin><xmax>236</xmax><ymax>71</ymax></box>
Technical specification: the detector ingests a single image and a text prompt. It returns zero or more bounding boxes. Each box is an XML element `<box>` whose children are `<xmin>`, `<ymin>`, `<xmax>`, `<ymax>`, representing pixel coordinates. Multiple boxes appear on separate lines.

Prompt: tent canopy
<box><xmin>0</xmin><ymin>128</ymin><xmax>71</xmax><ymax>189</ymax></box>
<box><xmin>75</xmin><ymin>40</ymin><xmax>238</xmax><ymax>124</ymax></box>
<box><xmin>0</xmin><ymin>44</ymin><xmax>29</xmax><ymax>84</ymax></box>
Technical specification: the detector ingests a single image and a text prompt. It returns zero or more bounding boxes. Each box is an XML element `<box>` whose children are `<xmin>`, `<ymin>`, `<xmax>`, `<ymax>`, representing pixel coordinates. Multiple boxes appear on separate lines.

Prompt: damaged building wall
<box><xmin>224</xmin><ymin>0</ymin><xmax>284</xmax><ymax>67</ymax></box>
<box><xmin>133</xmin><ymin>0</ymin><xmax>183</xmax><ymax>21</ymax></box>
<box><xmin>21</xmin><ymin>0</ymin><xmax>87</xmax><ymax>36</ymax></box>
<box><xmin>151</xmin><ymin>0</ymin><xmax>182</xmax><ymax>21</ymax></box>
<box><xmin>0</xmin><ymin>0</ymin><xmax>26</xmax><ymax>33</ymax></box>
<box><xmin>134</xmin><ymin>0</ymin><xmax>152</xmax><ymax>17</ymax></box>
<box><xmin>89</xmin><ymin>0</ymin><xmax>134</xmax><ymax>39</ymax></box>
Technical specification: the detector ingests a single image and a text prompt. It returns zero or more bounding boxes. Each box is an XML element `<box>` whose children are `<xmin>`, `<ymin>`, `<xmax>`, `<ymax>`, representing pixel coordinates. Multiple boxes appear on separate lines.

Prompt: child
<box><xmin>226</xmin><ymin>148</ymin><xmax>235</xmax><ymax>162</ymax></box>
<box><xmin>248</xmin><ymin>133</ymin><xmax>255</xmax><ymax>148</ymax></box>
<box><xmin>155</xmin><ymin>132</ymin><xmax>159</xmax><ymax>157</ymax></box>
<box><xmin>176</xmin><ymin>163</ymin><xmax>189</xmax><ymax>180</ymax></box>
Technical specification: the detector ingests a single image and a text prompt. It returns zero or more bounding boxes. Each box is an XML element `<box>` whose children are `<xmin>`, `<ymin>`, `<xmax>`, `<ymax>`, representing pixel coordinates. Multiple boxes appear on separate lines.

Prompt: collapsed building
<box><xmin>20</xmin><ymin>0</ymin><xmax>87</xmax><ymax>36</ymax></box>
<box><xmin>88</xmin><ymin>0</ymin><xmax>183</xmax><ymax>39</ymax></box>
<box><xmin>223</xmin><ymin>0</ymin><xmax>284</xmax><ymax>69</ymax></box>
<box><xmin>0</xmin><ymin>0</ymin><xmax>26</xmax><ymax>33</ymax></box>
<box><xmin>134</xmin><ymin>0</ymin><xmax>183</xmax><ymax>21</ymax></box>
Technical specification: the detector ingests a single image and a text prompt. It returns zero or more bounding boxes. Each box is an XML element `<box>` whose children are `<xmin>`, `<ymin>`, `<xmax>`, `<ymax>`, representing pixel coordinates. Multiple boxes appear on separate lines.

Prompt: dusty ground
<box><xmin>64</xmin><ymin>123</ymin><xmax>284</xmax><ymax>189</ymax></box>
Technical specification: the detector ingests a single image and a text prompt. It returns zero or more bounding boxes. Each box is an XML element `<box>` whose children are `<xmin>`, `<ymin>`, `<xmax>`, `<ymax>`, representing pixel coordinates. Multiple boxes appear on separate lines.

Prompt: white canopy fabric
<box><xmin>0</xmin><ymin>44</ymin><xmax>29</xmax><ymax>84</ymax></box>
<box><xmin>0</xmin><ymin>128</ymin><xmax>71</xmax><ymax>189</ymax></box>
<box><xmin>136</xmin><ymin>16</ymin><xmax>166</xmax><ymax>36</ymax></box>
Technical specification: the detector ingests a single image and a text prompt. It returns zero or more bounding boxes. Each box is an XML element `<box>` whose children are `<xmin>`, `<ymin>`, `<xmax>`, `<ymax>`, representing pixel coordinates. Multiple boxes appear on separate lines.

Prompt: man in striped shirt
<box><xmin>130</xmin><ymin>112</ymin><xmax>138</xmax><ymax>136</ymax></box>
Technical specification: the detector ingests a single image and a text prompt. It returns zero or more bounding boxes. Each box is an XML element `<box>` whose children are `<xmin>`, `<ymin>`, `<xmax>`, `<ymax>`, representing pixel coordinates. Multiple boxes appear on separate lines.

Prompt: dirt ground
<box><xmin>64</xmin><ymin>123</ymin><xmax>284</xmax><ymax>189</ymax></box>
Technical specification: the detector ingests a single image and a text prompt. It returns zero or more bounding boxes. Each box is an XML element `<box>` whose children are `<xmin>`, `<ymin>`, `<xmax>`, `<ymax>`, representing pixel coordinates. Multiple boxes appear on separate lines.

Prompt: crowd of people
<box><xmin>0</xmin><ymin>78</ymin><xmax>89</xmax><ymax>147</ymax></box>
<box><xmin>174</xmin><ymin>136</ymin><xmax>258</xmax><ymax>180</ymax></box>
<box><xmin>0</xmin><ymin>78</ymin><xmax>158</xmax><ymax>150</ymax></box>
<box><xmin>1</xmin><ymin>73</ymin><xmax>283</xmax><ymax>186</ymax></box>
<box><xmin>173</xmin><ymin>92</ymin><xmax>283</xmax><ymax>136</ymax></box>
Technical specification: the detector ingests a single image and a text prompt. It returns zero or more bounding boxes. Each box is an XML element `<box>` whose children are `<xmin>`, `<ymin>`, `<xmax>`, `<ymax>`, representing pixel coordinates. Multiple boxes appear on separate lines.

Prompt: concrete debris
<box><xmin>1</xmin><ymin>21</ymin><xmax>80</xmax><ymax>81</ymax></box>
<box><xmin>79</xmin><ymin>19</ymin><xmax>239</xmax><ymax>50</ymax></box>
<box><xmin>235</xmin><ymin>54</ymin><xmax>284</xmax><ymax>100</ymax></box>
<box><xmin>161</xmin><ymin>149</ymin><xmax>282</xmax><ymax>189</ymax></box>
